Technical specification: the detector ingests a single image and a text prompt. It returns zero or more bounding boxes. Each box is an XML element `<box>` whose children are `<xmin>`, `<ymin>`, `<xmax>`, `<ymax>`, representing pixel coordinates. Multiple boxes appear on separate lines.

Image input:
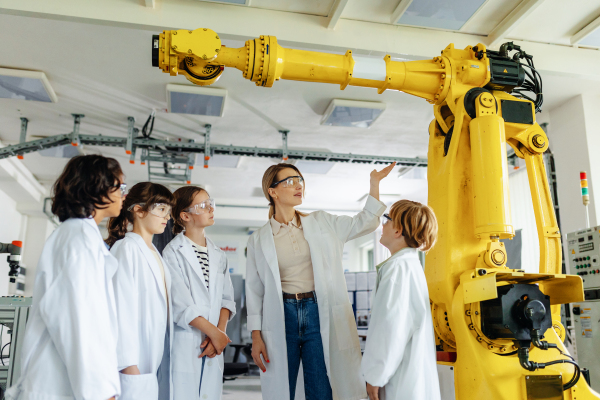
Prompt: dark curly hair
<box><xmin>51</xmin><ymin>155</ymin><xmax>123</xmax><ymax>223</ymax></box>
<box><xmin>106</xmin><ymin>182</ymin><xmax>174</xmax><ymax>247</ymax></box>
<box><xmin>172</xmin><ymin>186</ymin><xmax>209</xmax><ymax>235</ymax></box>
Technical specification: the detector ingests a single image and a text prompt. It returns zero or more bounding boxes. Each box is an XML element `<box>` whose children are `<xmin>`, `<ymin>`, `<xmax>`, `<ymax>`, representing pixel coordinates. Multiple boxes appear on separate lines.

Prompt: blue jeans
<box><xmin>283</xmin><ymin>294</ymin><xmax>333</xmax><ymax>400</ymax></box>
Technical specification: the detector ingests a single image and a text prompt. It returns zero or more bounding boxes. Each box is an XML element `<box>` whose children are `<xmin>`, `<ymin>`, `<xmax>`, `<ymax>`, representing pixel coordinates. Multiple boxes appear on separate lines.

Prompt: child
<box><xmin>360</xmin><ymin>200</ymin><xmax>441</xmax><ymax>400</ymax></box>
<box><xmin>6</xmin><ymin>155</ymin><xmax>124</xmax><ymax>400</ymax></box>
<box><xmin>162</xmin><ymin>186</ymin><xmax>235</xmax><ymax>400</ymax></box>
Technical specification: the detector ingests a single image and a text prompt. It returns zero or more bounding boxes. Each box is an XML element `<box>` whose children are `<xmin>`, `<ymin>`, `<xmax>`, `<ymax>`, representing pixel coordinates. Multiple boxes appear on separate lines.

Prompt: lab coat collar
<box><xmin>125</xmin><ymin>232</ymin><xmax>168</xmax><ymax>301</ymax></box>
<box><xmin>82</xmin><ymin>217</ymin><xmax>111</xmax><ymax>256</ymax></box>
<box><xmin>269</xmin><ymin>216</ymin><xmax>301</xmax><ymax>235</ymax></box>
<box><xmin>376</xmin><ymin>247</ymin><xmax>418</xmax><ymax>272</ymax></box>
<box><xmin>258</xmin><ymin>223</ymin><xmax>283</xmax><ymax>296</ymax></box>
<box><xmin>173</xmin><ymin>233</ymin><xmax>210</xmax><ymax>294</ymax></box>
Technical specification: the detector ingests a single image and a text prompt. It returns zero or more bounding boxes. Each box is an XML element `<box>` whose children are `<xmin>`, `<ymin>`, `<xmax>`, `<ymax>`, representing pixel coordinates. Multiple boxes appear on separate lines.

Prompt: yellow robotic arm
<box><xmin>153</xmin><ymin>28</ymin><xmax>596</xmax><ymax>399</ymax></box>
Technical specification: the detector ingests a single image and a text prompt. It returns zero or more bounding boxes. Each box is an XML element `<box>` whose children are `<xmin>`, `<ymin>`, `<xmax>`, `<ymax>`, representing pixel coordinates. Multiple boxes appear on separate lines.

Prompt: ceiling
<box><xmin>1</xmin><ymin>0</ymin><xmax>600</xmax><ymax>223</ymax></box>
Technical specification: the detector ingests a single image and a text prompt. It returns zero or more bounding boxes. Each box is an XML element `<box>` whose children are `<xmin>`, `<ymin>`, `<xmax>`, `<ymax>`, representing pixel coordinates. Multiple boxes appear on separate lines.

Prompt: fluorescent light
<box><xmin>39</xmin><ymin>145</ymin><xmax>82</xmax><ymax>158</ymax></box>
<box><xmin>0</xmin><ymin>68</ymin><xmax>57</xmax><ymax>103</ymax></box>
<box><xmin>321</xmin><ymin>99</ymin><xmax>385</xmax><ymax>128</ymax></box>
<box><xmin>294</xmin><ymin>160</ymin><xmax>335</xmax><ymax>175</ymax></box>
<box><xmin>579</xmin><ymin>28</ymin><xmax>600</xmax><ymax>47</ymax></box>
<box><xmin>167</xmin><ymin>84</ymin><xmax>226</xmax><ymax>117</ymax></box>
<box><xmin>197</xmin><ymin>154</ymin><xmax>240</xmax><ymax>168</ymax></box>
<box><xmin>398</xmin><ymin>166</ymin><xmax>427</xmax><ymax>180</ymax></box>
<box><xmin>395</xmin><ymin>0</ymin><xmax>487</xmax><ymax>30</ymax></box>
<box><xmin>195</xmin><ymin>0</ymin><xmax>249</xmax><ymax>4</ymax></box>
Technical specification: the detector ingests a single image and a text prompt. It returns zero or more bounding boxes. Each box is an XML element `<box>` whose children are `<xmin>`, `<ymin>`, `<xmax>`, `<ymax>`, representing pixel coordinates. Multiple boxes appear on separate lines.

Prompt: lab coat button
<box><xmin>203</xmin><ymin>394</ymin><xmax>208</xmax><ymax>399</ymax></box>
<box><xmin>207</xmin><ymin>360</ymin><xmax>213</xmax><ymax>366</ymax></box>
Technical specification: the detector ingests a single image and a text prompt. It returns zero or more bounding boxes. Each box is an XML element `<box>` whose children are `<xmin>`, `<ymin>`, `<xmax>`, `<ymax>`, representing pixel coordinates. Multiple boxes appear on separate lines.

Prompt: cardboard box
<box><xmin>368</xmin><ymin>271</ymin><xmax>378</xmax><ymax>290</ymax></box>
<box><xmin>356</xmin><ymin>272</ymin><xmax>368</xmax><ymax>291</ymax></box>
<box><xmin>345</xmin><ymin>273</ymin><xmax>356</xmax><ymax>291</ymax></box>
<box><xmin>356</xmin><ymin>291</ymin><xmax>370</xmax><ymax>310</ymax></box>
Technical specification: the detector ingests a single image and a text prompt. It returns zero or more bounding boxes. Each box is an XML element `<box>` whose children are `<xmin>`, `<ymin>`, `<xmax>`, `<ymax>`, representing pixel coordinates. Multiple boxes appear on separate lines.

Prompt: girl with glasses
<box><xmin>6</xmin><ymin>155</ymin><xmax>124</xmax><ymax>400</ymax></box>
<box><xmin>246</xmin><ymin>162</ymin><xmax>395</xmax><ymax>400</ymax></box>
<box><xmin>106</xmin><ymin>182</ymin><xmax>177</xmax><ymax>400</ymax></box>
<box><xmin>361</xmin><ymin>200</ymin><xmax>440</xmax><ymax>400</ymax></box>
<box><xmin>162</xmin><ymin>186</ymin><xmax>235</xmax><ymax>400</ymax></box>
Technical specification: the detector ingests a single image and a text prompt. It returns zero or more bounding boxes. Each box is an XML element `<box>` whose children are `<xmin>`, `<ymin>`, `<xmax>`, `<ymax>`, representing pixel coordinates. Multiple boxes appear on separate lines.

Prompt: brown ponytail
<box><xmin>389</xmin><ymin>200</ymin><xmax>438</xmax><ymax>252</ymax></box>
<box><xmin>262</xmin><ymin>163</ymin><xmax>307</xmax><ymax>226</ymax></box>
<box><xmin>172</xmin><ymin>186</ymin><xmax>209</xmax><ymax>235</ymax></box>
<box><xmin>105</xmin><ymin>182</ymin><xmax>174</xmax><ymax>247</ymax></box>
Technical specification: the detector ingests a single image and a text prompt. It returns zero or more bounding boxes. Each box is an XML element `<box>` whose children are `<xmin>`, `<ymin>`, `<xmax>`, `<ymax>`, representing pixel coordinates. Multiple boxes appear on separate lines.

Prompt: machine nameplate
<box><xmin>525</xmin><ymin>375</ymin><xmax>563</xmax><ymax>400</ymax></box>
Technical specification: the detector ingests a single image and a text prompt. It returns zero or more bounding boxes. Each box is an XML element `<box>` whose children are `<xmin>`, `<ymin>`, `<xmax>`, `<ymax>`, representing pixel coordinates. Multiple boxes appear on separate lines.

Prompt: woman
<box><xmin>361</xmin><ymin>200</ymin><xmax>440</xmax><ymax>400</ymax></box>
<box><xmin>6</xmin><ymin>155</ymin><xmax>124</xmax><ymax>400</ymax></box>
<box><xmin>246</xmin><ymin>162</ymin><xmax>395</xmax><ymax>400</ymax></box>
<box><xmin>162</xmin><ymin>186</ymin><xmax>236</xmax><ymax>400</ymax></box>
<box><xmin>107</xmin><ymin>182</ymin><xmax>176</xmax><ymax>400</ymax></box>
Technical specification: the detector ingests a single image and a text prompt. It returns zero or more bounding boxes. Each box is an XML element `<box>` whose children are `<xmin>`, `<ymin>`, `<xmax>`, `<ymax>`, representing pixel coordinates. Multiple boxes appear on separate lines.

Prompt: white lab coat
<box><xmin>246</xmin><ymin>195</ymin><xmax>386</xmax><ymax>400</ymax></box>
<box><xmin>162</xmin><ymin>233</ymin><xmax>236</xmax><ymax>400</ymax></box>
<box><xmin>111</xmin><ymin>233</ymin><xmax>174</xmax><ymax>400</ymax></box>
<box><xmin>5</xmin><ymin>218</ymin><xmax>120</xmax><ymax>400</ymax></box>
<box><xmin>360</xmin><ymin>247</ymin><xmax>441</xmax><ymax>400</ymax></box>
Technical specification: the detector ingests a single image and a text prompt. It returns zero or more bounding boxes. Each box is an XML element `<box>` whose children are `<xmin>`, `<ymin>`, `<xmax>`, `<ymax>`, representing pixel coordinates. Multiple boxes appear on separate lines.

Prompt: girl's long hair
<box><xmin>172</xmin><ymin>186</ymin><xmax>209</xmax><ymax>235</ymax></box>
<box><xmin>105</xmin><ymin>182</ymin><xmax>174</xmax><ymax>247</ymax></box>
<box><xmin>262</xmin><ymin>163</ymin><xmax>307</xmax><ymax>226</ymax></box>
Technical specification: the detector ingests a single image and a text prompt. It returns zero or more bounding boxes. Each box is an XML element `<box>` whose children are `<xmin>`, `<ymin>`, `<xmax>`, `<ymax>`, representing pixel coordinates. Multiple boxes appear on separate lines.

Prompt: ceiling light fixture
<box><xmin>392</xmin><ymin>0</ymin><xmax>488</xmax><ymax>31</ymax></box>
<box><xmin>167</xmin><ymin>84</ymin><xmax>226</xmax><ymax>117</ymax></box>
<box><xmin>195</xmin><ymin>0</ymin><xmax>250</xmax><ymax>5</ymax></box>
<box><xmin>0</xmin><ymin>68</ymin><xmax>58</xmax><ymax>103</ymax></box>
<box><xmin>321</xmin><ymin>99</ymin><xmax>386</xmax><ymax>128</ymax></box>
<box><xmin>294</xmin><ymin>160</ymin><xmax>335</xmax><ymax>175</ymax></box>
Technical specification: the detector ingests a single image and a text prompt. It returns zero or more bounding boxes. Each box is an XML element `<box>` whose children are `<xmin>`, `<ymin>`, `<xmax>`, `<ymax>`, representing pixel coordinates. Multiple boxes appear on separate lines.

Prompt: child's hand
<box><xmin>199</xmin><ymin>337</ymin><xmax>217</xmax><ymax>358</ymax></box>
<box><xmin>207</xmin><ymin>325</ymin><xmax>232</xmax><ymax>355</ymax></box>
<box><xmin>366</xmin><ymin>382</ymin><xmax>380</xmax><ymax>400</ymax></box>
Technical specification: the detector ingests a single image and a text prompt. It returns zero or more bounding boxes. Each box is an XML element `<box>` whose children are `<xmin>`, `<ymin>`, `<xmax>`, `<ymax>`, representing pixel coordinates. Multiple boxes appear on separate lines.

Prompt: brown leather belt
<box><xmin>283</xmin><ymin>291</ymin><xmax>315</xmax><ymax>300</ymax></box>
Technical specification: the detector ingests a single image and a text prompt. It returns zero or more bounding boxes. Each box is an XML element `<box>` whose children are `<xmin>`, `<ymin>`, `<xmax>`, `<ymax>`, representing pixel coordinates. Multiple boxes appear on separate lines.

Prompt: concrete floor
<box><xmin>222</xmin><ymin>377</ymin><xmax>263</xmax><ymax>400</ymax></box>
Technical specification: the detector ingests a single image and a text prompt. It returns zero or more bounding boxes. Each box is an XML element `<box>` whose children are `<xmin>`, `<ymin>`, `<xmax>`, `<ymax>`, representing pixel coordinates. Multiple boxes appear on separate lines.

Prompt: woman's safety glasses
<box><xmin>185</xmin><ymin>198</ymin><xmax>215</xmax><ymax>215</ymax></box>
<box><xmin>382</xmin><ymin>213</ymin><xmax>392</xmax><ymax>225</ymax></box>
<box><xmin>270</xmin><ymin>176</ymin><xmax>304</xmax><ymax>189</ymax></box>
<box><xmin>128</xmin><ymin>203</ymin><xmax>172</xmax><ymax>218</ymax></box>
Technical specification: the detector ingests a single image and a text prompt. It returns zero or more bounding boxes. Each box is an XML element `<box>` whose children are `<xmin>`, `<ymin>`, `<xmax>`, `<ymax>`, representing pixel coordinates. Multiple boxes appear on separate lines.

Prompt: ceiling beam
<box><xmin>390</xmin><ymin>0</ymin><xmax>412</xmax><ymax>24</ymax></box>
<box><xmin>571</xmin><ymin>15</ymin><xmax>600</xmax><ymax>46</ymax></box>
<box><xmin>486</xmin><ymin>0</ymin><xmax>545</xmax><ymax>49</ymax></box>
<box><xmin>326</xmin><ymin>0</ymin><xmax>348</xmax><ymax>30</ymax></box>
<box><xmin>144</xmin><ymin>0</ymin><xmax>155</xmax><ymax>8</ymax></box>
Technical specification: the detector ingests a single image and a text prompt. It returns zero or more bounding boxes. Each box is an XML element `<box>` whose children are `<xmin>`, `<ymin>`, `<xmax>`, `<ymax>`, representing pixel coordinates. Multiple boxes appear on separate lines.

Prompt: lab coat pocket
<box><xmin>119</xmin><ymin>372</ymin><xmax>159</xmax><ymax>400</ymax></box>
<box><xmin>332</xmin><ymin>304</ymin><xmax>357</xmax><ymax>350</ymax></box>
<box><xmin>172</xmin><ymin>330</ymin><xmax>196</xmax><ymax>372</ymax></box>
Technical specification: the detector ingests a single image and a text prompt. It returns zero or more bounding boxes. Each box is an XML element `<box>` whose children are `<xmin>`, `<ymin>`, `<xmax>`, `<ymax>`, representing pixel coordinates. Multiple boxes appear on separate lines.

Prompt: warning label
<box><xmin>584</xmin><ymin>329</ymin><xmax>593</xmax><ymax>338</ymax></box>
<box><xmin>581</xmin><ymin>316</ymin><xmax>592</xmax><ymax>329</ymax></box>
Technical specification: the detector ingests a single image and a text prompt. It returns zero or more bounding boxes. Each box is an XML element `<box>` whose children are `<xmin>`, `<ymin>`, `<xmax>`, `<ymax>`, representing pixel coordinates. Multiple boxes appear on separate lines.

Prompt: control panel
<box><xmin>567</xmin><ymin>227</ymin><xmax>600</xmax><ymax>288</ymax></box>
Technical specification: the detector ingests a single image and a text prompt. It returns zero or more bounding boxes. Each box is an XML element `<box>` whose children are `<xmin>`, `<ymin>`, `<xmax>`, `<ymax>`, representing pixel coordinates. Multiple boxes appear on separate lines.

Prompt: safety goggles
<box><xmin>382</xmin><ymin>213</ymin><xmax>392</xmax><ymax>225</ymax></box>
<box><xmin>185</xmin><ymin>198</ymin><xmax>215</xmax><ymax>215</ymax></box>
<box><xmin>114</xmin><ymin>183</ymin><xmax>127</xmax><ymax>197</ymax></box>
<box><xmin>128</xmin><ymin>203</ymin><xmax>172</xmax><ymax>218</ymax></box>
<box><xmin>270</xmin><ymin>176</ymin><xmax>304</xmax><ymax>189</ymax></box>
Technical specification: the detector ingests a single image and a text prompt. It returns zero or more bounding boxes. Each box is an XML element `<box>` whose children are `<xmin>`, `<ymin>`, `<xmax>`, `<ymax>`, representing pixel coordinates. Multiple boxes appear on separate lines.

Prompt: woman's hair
<box><xmin>51</xmin><ymin>155</ymin><xmax>123</xmax><ymax>222</ymax></box>
<box><xmin>389</xmin><ymin>200</ymin><xmax>438</xmax><ymax>251</ymax></box>
<box><xmin>172</xmin><ymin>185</ymin><xmax>209</xmax><ymax>235</ymax></box>
<box><xmin>262</xmin><ymin>163</ymin><xmax>307</xmax><ymax>226</ymax></box>
<box><xmin>105</xmin><ymin>182</ymin><xmax>174</xmax><ymax>247</ymax></box>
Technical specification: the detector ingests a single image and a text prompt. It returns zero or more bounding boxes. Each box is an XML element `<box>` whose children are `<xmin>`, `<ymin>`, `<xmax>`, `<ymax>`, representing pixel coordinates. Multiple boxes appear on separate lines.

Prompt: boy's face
<box><xmin>380</xmin><ymin>217</ymin><xmax>402</xmax><ymax>250</ymax></box>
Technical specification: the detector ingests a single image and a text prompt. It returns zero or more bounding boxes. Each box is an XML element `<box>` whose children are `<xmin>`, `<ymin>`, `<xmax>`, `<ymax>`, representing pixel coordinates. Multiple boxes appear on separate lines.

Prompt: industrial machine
<box><xmin>568</xmin><ymin>227</ymin><xmax>600</xmax><ymax>392</ymax></box>
<box><xmin>152</xmin><ymin>28</ymin><xmax>595</xmax><ymax>399</ymax></box>
<box><xmin>0</xmin><ymin>242</ymin><xmax>22</xmax><ymax>297</ymax></box>
<box><xmin>0</xmin><ymin>296</ymin><xmax>32</xmax><ymax>398</ymax></box>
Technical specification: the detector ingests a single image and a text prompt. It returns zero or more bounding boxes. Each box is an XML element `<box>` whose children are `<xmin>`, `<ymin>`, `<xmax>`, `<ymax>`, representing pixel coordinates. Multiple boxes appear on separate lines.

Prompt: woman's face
<box><xmin>105</xmin><ymin>175</ymin><xmax>125</xmax><ymax>218</ymax></box>
<box><xmin>134</xmin><ymin>203</ymin><xmax>171</xmax><ymax>235</ymax></box>
<box><xmin>269</xmin><ymin>168</ymin><xmax>304</xmax><ymax>208</ymax></box>
<box><xmin>181</xmin><ymin>190</ymin><xmax>215</xmax><ymax>230</ymax></box>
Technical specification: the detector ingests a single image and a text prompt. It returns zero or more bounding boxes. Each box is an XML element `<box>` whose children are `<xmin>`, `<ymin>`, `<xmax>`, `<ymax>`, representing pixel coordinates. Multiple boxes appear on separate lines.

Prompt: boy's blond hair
<box><xmin>389</xmin><ymin>200</ymin><xmax>438</xmax><ymax>251</ymax></box>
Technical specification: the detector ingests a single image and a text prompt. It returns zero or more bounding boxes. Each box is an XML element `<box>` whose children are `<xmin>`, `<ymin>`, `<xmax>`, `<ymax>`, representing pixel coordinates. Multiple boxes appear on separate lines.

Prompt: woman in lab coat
<box><xmin>162</xmin><ymin>186</ymin><xmax>236</xmax><ymax>400</ymax></box>
<box><xmin>246</xmin><ymin>162</ymin><xmax>394</xmax><ymax>400</ymax></box>
<box><xmin>360</xmin><ymin>200</ymin><xmax>441</xmax><ymax>400</ymax></box>
<box><xmin>5</xmin><ymin>155</ymin><xmax>124</xmax><ymax>400</ymax></box>
<box><xmin>107</xmin><ymin>182</ymin><xmax>177</xmax><ymax>400</ymax></box>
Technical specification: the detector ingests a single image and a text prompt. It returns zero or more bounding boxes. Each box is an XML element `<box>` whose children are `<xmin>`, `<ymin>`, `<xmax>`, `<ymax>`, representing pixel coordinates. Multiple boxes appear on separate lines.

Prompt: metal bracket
<box><xmin>140</xmin><ymin>148</ymin><xmax>148</xmax><ymax>165</ymax></box>
<box><xmin>280</xmin><ymin>130</ymin><xmax>289</xmax><ymax>161</ymax></box>
<box><xmin>129</xmin><ymin>146</ymin><xmax>137</xmax><ymax>165</ymax></box>
<box><xmin>17</xmin><ymin>118</ymin><xmax>28</xmax><ymax>159</ymax></box>
<box><xmin>126</xmin><ymin>117</ymin><xmax>135</xmax><ymax>155</ymax></box>
<box><xmin>70</xmin><ymin>114</ymin><xmax>84</xmax><ymax>147</ymax></box>
<box><xmin>204</xmin><ymin>124</ymin><xmax>211</xmax><ymax>169</ymax></box>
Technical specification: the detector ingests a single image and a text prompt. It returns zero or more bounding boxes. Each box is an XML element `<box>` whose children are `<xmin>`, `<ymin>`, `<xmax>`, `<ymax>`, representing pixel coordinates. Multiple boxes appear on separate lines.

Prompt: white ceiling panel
<box><xmin>249</xmin><ymin>0</ymin><xmax>336</xmax><ymax>16</ymax></box>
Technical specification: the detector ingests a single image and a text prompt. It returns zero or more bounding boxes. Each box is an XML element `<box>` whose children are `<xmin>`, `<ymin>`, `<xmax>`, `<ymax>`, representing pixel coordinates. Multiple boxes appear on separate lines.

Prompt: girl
<box><xmin>6</xmin><ymin>155</ymin><xmax>124</xmax><ymax>400</ymax></box>
<box><xmin>360</xmin><ymin>200</ymin><xmax>441</xmax><ymax>400</ymax></box>
<box><xmin>107</xmin><ymin>182</ymin><xmax>176</xmax><ymax>400</ymax></box>
<box><xmin>162</xmin><ymin>186</ymin><xmax>236</xmax><ymax>400</ymax></box>
<box><xmin>246</xmin><ymin>162</ymin><xmax>394</xmax><ymax>400</ymax></box>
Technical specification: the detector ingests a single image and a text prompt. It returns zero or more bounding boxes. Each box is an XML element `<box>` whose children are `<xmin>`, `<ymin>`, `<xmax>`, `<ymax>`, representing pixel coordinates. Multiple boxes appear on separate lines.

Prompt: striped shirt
<box><xmin>186</xmin><ymin>236</ymin><xmax>210</xmax><ymax>289</ymax></box>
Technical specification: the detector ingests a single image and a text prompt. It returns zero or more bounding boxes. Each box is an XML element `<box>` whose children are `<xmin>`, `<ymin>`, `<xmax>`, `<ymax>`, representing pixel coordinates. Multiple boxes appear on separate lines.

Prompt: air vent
<box><xmin>321</xmin><ymin>99</ymin><xmax>386</xmax><ymax>128</ymax></box>
<box><xmin>167</xmin><ymin>84</ymin><xmax>226</xmax><ymax>117</ymax></box>
<box><xmin>0</xmin><ymin>68</ymin><xmax>57</xmax><ymax>103</ymax></box>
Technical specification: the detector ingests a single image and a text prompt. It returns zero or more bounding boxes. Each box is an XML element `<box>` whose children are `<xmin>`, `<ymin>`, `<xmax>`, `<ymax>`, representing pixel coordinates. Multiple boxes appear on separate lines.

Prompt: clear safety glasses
<box><xmin>382</xmin><ymin>213</ymin><xmax>392</xmax><ymax>225</ymax></box>
<box><xmin>270</xmin><ymin>175</ymin><xmax>304</xmax><ymax>189</ymax></box>
<box><xmin>128</xmin><ymin>203</ymin><xmax>172</xmax><ymax>218</ymax></box>
<box><xmin>114</xmin><ymin>183</ymin><xmax>127</xmax><ymax>197</ymax></box>
<box><xmin>185</xmin><ymin>198</ymin><xmax>215</xmax><ymax>215</ymax></box>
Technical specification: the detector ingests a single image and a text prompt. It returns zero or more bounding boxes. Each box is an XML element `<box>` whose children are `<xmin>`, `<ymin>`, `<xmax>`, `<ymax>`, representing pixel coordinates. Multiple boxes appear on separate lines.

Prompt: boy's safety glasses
<box><xmin>128</xmin><ymin>203</ymin><xmax>172</xmax><ymax>218</ymax></box>
<box><xmin>382</xmin><ymin>213</ymin><xmax>392</xmax><ymax>225</ymax></box>
<box><xmin>270</xmin><ymin>176</ymin><xmax>304</xmax><ymax>189</ymax></box>
<box><xmin>185</xmin><ymin>198</ymin><xmax>215</xmax><ymax>215</ymax></box>
<box><xmin>114</xmin><ymin>183</ymin><xmax>127</xmax><ymax>197</ymax></box>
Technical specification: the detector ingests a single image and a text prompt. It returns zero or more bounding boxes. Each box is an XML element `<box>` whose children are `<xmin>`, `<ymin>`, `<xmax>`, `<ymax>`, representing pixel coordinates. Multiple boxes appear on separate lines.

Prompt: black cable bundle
<box><xmin>506</xmin><ymin>48</ymin><xmax>543</xmax><ymax>113</ymax></box>
<box><xmin>141</xmin><ymin>110</ymin><xmax>156</xmax><ymax>139</ymax></box>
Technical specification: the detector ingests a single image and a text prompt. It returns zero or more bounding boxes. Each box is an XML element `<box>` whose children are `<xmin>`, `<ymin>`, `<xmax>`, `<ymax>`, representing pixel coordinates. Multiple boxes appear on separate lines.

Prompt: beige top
<box><xmin>151</xmin><ymin>249</ymin><xmax>170</xmax><ymax>319</ymax></box>
<box><xmin>270</xmin><ymin>216</ymin><xmax>315</xmax><ymax>294</ymax></box>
